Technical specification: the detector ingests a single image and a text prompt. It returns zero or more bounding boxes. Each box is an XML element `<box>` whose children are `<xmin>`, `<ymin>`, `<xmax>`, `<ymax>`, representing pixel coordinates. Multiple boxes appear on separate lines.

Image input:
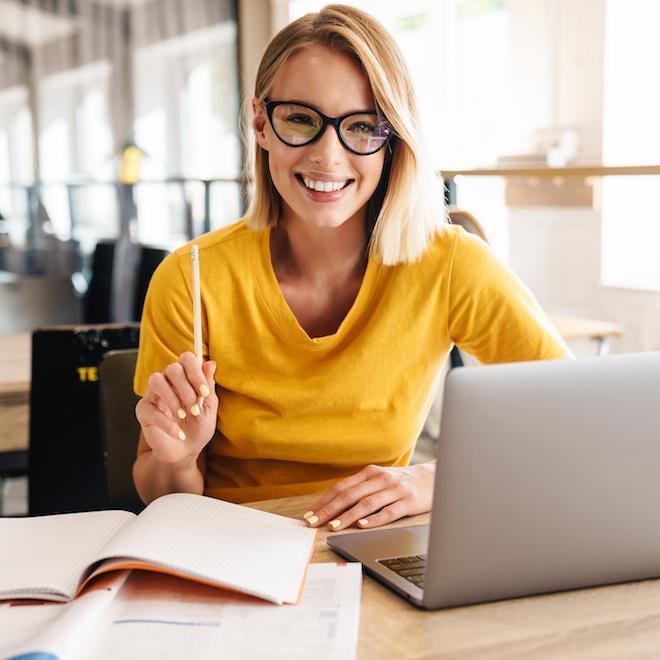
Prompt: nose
<box><xmin>307</xmin><ymin>123</ymin><xmax>344</xmax><ymax>165</ymax></box>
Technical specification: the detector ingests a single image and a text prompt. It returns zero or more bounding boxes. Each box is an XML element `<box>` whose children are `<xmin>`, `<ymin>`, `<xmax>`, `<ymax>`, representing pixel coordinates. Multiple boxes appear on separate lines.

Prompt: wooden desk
<box><xmin>0</xmin><ymin>333</ymin><xmax>30</xmax><ymax>473</ymax></box>
<box><xmin>248</xmin><ymin>493</ymin><xmax>660</xmax><ymax>659</ymax></box>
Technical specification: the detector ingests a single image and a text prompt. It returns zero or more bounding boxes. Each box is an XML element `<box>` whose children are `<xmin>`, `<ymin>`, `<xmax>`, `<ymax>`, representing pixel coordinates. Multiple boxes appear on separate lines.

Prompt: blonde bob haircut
<box><xmin>242</xmin><ymin>4</ymin><xmax>447</xmax><ymax>265</ymax></box>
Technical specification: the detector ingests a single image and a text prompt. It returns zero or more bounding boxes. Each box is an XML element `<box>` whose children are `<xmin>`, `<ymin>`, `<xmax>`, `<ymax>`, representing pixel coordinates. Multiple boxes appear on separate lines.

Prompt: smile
<box><xmin>294</xmin><ymin>174</ymin><xmax>355</xmax><ymax>201</ymax></box>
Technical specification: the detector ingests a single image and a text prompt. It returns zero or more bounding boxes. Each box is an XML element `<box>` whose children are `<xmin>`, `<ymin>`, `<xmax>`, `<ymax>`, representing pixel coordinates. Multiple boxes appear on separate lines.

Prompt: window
<box><xmin>134</xmin><ymin>21</ymin><xmax>241</xmax><ymax>248</ymax></box>
<box><xmin>38</xmin><ymin>61</ymin><xmax>116</xmax><ymax>247</ymax></box>
<box><xmin>0</xmin><ymin>86</ymin><xmax>34</xmax><ymax>247</ymax></box>
<box><xmin>601</xmin><ymin>0</ymin><xmax>660</xmax><ymax>292</ymax></box>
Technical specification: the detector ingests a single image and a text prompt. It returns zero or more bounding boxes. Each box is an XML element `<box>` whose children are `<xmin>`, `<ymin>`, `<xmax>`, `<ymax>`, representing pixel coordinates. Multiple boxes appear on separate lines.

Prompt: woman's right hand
<box><xmin>135</xmin><ymin>352</ymin><xmax>219</xmax><ymax>466</ymax></box>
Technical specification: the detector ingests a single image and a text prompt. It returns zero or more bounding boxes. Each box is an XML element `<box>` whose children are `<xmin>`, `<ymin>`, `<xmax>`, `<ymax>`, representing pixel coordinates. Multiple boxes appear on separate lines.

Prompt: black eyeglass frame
<box><xmin>262</xmin><ymin>98</ymin><xmax>395</xmax><ymax>156</ymax></box>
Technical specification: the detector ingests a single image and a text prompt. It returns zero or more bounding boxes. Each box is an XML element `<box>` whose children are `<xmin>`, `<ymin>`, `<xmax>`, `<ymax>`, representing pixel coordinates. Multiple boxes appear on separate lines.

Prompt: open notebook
<box><xmin>0</xmin><ymin>493</ymin><xmax>317</xmax><ymax>605</ymax></box>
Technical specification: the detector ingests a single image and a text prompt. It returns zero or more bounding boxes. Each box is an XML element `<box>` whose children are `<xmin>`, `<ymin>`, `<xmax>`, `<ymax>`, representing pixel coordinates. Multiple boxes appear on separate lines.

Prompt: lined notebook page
<box><xmin>0</xmin><ymin>510</ymin><xmax>135</xmax><ymax>601</ymax></box>
<box><xmin>90</xmin><ymin>493</ymin><xmax>317</xmax><ymax>604</ymax></box>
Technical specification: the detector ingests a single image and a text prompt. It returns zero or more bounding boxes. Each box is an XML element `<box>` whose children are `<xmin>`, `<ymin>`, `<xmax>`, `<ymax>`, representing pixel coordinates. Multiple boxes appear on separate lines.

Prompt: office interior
<box><xmin>0</xmin><ymin>0</ymin><xmax>657</xmax><ymax>517</ymax></box>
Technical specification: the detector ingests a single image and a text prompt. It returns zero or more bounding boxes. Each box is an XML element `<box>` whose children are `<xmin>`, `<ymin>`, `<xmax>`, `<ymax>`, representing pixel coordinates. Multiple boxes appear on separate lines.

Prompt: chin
<box><xmin>307</xmin><ymin>214</ymin><xmax>353</xmax><ymax>229</ymax></box>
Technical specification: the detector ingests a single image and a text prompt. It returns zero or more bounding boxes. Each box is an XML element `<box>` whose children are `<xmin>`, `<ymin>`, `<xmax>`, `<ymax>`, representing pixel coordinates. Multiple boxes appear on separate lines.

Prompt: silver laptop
<box><xmin>328</xmin><ymin>351</ymin><xmax>660</xmax><ymax>609</ymax></box>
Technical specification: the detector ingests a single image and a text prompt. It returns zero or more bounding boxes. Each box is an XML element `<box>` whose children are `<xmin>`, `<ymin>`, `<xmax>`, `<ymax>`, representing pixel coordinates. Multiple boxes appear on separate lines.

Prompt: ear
<box><xmin>251</xmin><ymin>97</ymin><xmax>269</xmax><ymax>152</ymax></box>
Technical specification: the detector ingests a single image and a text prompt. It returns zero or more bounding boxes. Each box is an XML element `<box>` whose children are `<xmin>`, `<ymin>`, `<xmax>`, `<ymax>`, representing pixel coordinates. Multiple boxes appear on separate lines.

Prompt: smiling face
<box><xmin>252</xmin><ymin>45</ymin><xmax>386</xmax><ymax>231</ymax></box>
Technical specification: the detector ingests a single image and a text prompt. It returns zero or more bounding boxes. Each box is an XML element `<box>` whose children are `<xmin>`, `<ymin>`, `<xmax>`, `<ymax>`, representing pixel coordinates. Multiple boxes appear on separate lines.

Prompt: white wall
<box><xmin>505</xmin><ymin>0</ymin><xmax>660</xmax><ymax>355</ymax></box>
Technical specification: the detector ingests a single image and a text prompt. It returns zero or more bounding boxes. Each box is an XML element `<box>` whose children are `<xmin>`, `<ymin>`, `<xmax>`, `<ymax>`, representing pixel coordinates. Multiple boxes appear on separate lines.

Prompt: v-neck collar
<box><xmin>254</xmin><ymin>226</ymin><xmax>381</xmax><ymax>350</ymax></box>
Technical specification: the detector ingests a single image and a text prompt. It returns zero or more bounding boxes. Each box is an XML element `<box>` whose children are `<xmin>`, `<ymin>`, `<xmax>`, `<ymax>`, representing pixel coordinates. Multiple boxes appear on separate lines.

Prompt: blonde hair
<box><xmin>242</xmin><ymin>4</ymin><xmax>446</xmax><ymax>265</ymax></box>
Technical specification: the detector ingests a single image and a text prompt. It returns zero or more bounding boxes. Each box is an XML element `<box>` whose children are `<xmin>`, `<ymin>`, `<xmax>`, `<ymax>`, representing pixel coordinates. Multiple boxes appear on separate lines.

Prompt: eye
<box><xmin>285</xmin><ymin>113</ymin><xmax>316</xmax><ymax>126</ymax></box>
<box><xmin>347</xmin><ymin>121</ymin><xmax>377</xmax><ymax>134</ymax></box>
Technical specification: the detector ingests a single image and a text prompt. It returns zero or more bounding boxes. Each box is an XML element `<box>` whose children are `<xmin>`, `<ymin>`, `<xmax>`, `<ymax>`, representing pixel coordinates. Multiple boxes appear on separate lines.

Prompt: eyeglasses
<box><xmin>262</xmin><ymin>99</ymin><xmax>394</xmax><ymax>156</ymax></box>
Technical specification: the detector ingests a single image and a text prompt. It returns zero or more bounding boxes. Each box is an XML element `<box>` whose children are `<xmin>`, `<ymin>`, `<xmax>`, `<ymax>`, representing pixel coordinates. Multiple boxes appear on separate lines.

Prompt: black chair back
<box><xmin>29</xmin><ymin>323</ymin><xmax>139</xmax><ymax>514</ymax></box>
<box><xmin>99</xmin><ymin>349</ymin><xmax>144</xmax><ymax>513</ymax></box>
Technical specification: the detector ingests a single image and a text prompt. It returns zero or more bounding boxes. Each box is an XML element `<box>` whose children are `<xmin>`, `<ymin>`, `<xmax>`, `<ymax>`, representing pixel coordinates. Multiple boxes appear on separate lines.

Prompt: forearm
<box><xmin>133</xmin><ymin>449</ymin><xmax>205</xmax><ymax>505</ymax></box>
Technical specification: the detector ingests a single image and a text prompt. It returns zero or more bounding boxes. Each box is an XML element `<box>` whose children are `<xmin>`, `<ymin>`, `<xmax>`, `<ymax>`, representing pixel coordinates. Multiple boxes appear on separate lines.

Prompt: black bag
<box><xmin>29</xmin><ymin>323</ymin><xmax>140</xmax><ymax>515</ymax></box>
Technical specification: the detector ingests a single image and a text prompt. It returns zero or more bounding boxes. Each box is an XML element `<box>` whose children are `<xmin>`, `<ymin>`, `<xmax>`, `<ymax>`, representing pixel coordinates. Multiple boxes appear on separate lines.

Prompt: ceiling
<box><xmin>0</xmin><ymin>0</ymin><xmax>157</xmax><ymax>49</ymax></box>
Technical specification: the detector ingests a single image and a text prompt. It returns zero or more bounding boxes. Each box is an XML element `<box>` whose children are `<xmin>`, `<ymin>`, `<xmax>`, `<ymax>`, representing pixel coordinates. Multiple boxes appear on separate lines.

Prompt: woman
<box><xmin>132</xmin><ymin>5</ymin><xmax>568</xmax><ymax>532</ymax></box>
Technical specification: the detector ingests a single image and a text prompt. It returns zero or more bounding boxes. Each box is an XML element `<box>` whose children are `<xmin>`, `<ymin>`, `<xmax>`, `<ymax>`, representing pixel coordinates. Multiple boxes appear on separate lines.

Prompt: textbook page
<box><xmin>87</xmin><ymin>492</ymin><xmax>317</xmax><ymax>604</ymax></box>
<box><xmin>0</xmin><ymin>510</ymin><xmax>135</xmax><ymax>601</ymax></box>
<box><xmin>91</xmin><ymin>562</ymin><xmax>362</xmax><ymax>660</ymax></box>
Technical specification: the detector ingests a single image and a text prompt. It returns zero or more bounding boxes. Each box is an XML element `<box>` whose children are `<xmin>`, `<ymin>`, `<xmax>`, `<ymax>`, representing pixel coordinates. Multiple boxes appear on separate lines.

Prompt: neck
<box><xmin>270</xmin><ymin>210</ymin><xmax>368</xmax><ymax>287</ymax></box>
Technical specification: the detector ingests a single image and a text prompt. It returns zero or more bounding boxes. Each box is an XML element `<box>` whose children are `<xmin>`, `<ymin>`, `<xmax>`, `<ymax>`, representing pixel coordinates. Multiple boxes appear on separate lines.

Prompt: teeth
<box><xmin>302</xmin><ymin>176</ymin><xmax>348</xmax><ymax>192</ymax></box>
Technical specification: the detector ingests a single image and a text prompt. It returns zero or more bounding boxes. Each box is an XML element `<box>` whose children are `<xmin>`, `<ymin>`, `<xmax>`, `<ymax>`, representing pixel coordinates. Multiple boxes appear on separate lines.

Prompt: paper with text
<box><xmin>0</xmin><ymin>564</ymin><xmax>361</xmax><ymax>660</ymax></box>
<box><xmin>98</xmin><ymin>562</ymin><xmax>361</xmax><ymax>660</ymax></box>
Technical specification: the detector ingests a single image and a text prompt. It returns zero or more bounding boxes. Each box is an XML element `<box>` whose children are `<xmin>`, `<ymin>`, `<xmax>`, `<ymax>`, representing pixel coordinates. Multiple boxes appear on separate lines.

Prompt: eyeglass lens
<box><xmin>270</xmin><ymin>103</ymin><xmax>390</xmax><ymax>154</ymax></box>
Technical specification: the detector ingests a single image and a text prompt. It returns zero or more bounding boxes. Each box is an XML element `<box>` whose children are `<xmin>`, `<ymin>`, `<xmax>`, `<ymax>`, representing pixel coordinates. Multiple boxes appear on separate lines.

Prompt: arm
<box><xmin>447</xmin><ymin>228</ymin><xmax>570</xmax><ymax>363</ymax></box>
<box><xmin>133</xmin><ymin>430</ymin><xmax>207</xmax><ymax>504</ymax></box>
<box><xmin>132</xmin><ymin>249</ymin><xmax>217</xmax><ymax>505</ymax></box>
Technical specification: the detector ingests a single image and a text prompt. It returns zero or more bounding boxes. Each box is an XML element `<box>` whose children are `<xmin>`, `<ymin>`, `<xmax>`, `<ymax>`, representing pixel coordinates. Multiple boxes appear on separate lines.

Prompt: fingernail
<box><xmin>190</xmin><ymin>404</ymin><xmax>201</xmax><ymax>416</ymax></box>
<box><xmin>211</xmin><ymin>361</ymin><xmax>217</xmax><ymax>374</ymax></box>
<box><xmin>199</xmin><ymin>384</ymin><xmax>210</xmax><ymax>397</ymax></box>
<box><xmin>358</xmin><ymin>518</ymin><xmax>369</xmax><ymax>527</ymax></box>
<box><xmin>306</xmin><ymin>515</ymin><xmax>319</xmax><ymax>526</ymax></box>
<box><xmin>178</xmin><ymin>431</ymin><xmax>186</xmax><ymax>441</ymax></box>
<box><xmin>177</xmin><ymin>408</ymin><xmax>186</xmax><ymax>419</ymax></box>
<box><xmin>328</xmin><ymin>519</ymin><xmax>341</xmax><ymax>530</ymax></box>
<box><xmin>303</xmin><ymin>511</ymin><xmax>315</xmax><ymax>520</ymax></box>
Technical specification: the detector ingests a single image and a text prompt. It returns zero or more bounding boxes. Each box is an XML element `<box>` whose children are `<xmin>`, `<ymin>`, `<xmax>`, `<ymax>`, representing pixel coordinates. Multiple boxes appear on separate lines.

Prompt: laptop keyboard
<box><xmin>378</xmin><ymin>554</ymin><xmax>426</xmax><ymax>589</ymax></box>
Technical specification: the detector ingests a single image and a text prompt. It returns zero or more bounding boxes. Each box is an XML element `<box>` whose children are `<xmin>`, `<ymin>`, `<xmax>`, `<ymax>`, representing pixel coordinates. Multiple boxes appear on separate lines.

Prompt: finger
<box><xmin>155</xmin><ymin>396</ymin><xmax>177</xmax><ymax>420</ymax></box>
<box><xmin>324</xmin><ymin>487</ymin><xmax>403</xmax><ymax>532</ymax></box>
<box><xmin>308</xmin><ymin>465</ymin><xmax>379</xmax><ymax>514</ymax></box>
<box><xmin>164</xmin><ymin>361</ymin><xmax>199</xmax><ymax>416</ymax></box>
<box><xmin>307</xmin><ymin>475</ymin><xmax>393</xmax><ymax>528</ymax></box>
<box><xmin>147</xmin><ymin>372</ymin><xmax>187</xmax><ymax>420</ymax></box>
<box><xmin>140</xmin><ymin>403</ymin><xmax>187</xmax><ymax>442</ymax></box>
<box><xmin>352</xmin><ymin>499</ymin><xmax>409</xmax><ymax>530</ymax></box>
<box><xmin>179</xmin><ymin>351</ymin><xmax>211</xmax><ymax>399</ymax></box>
<box><xmin>201</xmin><ymin>360</ymin><xmax>218</xmax><ymax>405</ymax></box>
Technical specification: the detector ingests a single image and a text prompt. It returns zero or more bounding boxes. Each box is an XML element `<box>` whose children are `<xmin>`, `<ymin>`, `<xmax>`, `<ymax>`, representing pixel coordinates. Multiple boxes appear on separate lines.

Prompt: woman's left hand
<box><xmin>304</xmin><ymin>462</ymin><xmax>436</xmax><ymax>531</ymax></box>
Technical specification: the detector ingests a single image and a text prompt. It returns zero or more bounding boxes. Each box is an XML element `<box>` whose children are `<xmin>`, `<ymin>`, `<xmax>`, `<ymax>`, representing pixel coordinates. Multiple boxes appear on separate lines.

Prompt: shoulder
<box><xmin>433</xmin><ymin>222</ymin><xmax>487</xmax><ymax>255</ymax></box>
<box><xmin>152</xmin><ymin>217</ymin><xmax>260</xmax><ymax>284</ymax></box>
<box><xmin>401</xmin><ymin>223</ymin><xmax>483</xmax><ymax>273</ymax></box>
<box><xmin>171</xmin><ymin>216</ymin><xmax>257</xmax><ymax>261</ymax></box>
<box><xmin>432</xmin><ymin>222</ymin><xmax>500</xmax><ymax>277</ymax></box>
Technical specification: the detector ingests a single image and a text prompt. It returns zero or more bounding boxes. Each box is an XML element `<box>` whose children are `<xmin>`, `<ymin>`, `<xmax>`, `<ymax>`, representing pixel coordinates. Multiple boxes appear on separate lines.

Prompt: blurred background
<box><xmin>0</xmin><ymin>0</ymin><xmax>658</xmax><ymax>512</ymax></box>
<box><xmin>0</xmin><ymin>0</ymin><xmax>658</xmax><ymax>349</ymax></box>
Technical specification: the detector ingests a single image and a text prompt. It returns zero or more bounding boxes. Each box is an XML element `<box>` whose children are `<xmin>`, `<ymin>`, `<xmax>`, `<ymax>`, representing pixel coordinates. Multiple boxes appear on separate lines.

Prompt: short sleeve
<box><xmin>447</xmin><ymin>227</ymin><xmax>568</xmax><ymax>364</ymax></box>
<box><xmin>133</xmin><ymin>251</ymin><xmax>208</xmax><ymax>397</ymax></box>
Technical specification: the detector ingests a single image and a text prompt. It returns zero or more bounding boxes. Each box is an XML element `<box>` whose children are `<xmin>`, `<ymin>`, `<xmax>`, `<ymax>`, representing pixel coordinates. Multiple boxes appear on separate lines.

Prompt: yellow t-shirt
<box><xmin>133</xmin><ymin>218</ymin><xmax>567</xmax><ymax>503</ymax></box>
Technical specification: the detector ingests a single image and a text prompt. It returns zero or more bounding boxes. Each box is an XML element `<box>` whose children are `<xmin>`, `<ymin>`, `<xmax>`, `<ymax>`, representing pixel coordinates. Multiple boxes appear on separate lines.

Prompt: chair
<box><xmin>448</xmin><ymin>208</ymin><xmax>489</xmax><ymax>243</ymax></box>
<box><xmin>29</xmin><ymin>324</ymin><xmax>140</xmax><ymax>514</ymax></box>
<box><xmin>133</xmin><ymin>246</ymin><xmax>168</xmax><ymax>322</ymax></box>
<box><xmin>0</xmin><ymin>274</ymin><xmax>81</xmax><ymax>333</ymax></box>
<box><xmin>83</xmin><ymin>241</ymin><xmax>115</xmax><ymax>324</ymax></box>
<box><xmin>99</xmin><ymin>348</ymin><xmax>144</xmax><ymax>513</ymax></box>
<box><xmin>447</xmin><ymin>207</ymin><xmax>624</xmax><ymax>356</ymax></box>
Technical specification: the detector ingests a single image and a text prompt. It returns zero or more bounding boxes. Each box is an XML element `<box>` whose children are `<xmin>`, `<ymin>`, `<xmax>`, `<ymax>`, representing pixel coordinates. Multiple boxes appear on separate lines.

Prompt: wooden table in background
<box><xmin>248</xmin><ymin>493</ymin><xmax>660</xmax><ymax>659</ymax></box>
<box><xmin>551</xmin><ymin>314</ymin><xmax>624</xmax><ymax>356</ymax></box>
<box><xmin>0</xmin><ymin>332</ymin><xmax>30</xmax><ymax>474</ymax></box>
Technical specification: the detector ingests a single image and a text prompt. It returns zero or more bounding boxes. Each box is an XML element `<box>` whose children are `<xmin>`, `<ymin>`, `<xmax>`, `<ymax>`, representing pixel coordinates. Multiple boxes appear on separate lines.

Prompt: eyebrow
<box><xmin>281</xmin><ymin>98</ymin><xmax>378</xmax><ymax>115</ymax></box>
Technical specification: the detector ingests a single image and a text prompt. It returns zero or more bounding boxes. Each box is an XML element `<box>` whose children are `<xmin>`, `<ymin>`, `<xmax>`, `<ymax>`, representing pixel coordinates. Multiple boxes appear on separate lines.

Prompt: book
<box><xmin>0</xmin><ymin>492</ymin><xmax>317</xmax><ymax>605</ymax></box>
